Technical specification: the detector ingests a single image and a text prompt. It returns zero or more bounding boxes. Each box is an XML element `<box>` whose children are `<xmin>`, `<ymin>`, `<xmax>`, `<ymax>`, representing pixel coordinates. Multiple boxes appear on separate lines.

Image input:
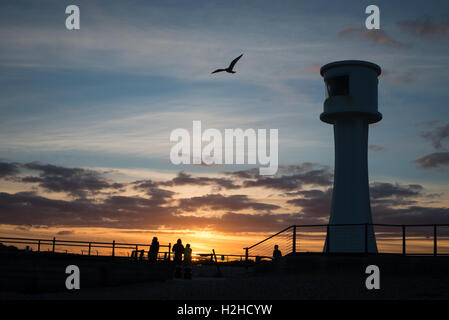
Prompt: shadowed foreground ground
<box><xmin>3</xmin><ymin>255</ymin><xmax>449</xmax><ymax>300</ymax></box>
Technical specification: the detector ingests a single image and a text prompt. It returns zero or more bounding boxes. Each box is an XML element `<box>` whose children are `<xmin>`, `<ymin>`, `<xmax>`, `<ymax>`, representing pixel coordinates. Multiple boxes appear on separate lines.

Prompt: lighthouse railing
<box><xmin>244</xmin><ymin>223</ymin><xmax>449</xmax><ymax>260</ymax></box>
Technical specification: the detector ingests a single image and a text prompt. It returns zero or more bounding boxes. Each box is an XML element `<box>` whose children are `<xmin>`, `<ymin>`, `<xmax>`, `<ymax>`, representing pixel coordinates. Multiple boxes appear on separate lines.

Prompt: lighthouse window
<box><xmin>325</xmin><ymin>75</ymin><xmax>349</xmax><ymax>97</ymax></box>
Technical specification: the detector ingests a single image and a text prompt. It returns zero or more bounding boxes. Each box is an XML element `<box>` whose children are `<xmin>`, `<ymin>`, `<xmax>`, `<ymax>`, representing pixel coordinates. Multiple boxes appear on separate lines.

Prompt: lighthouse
<box><xmin>320</xmin><ymin>60</ymin><xmax>381</xmax><ymax>253</ymax></box>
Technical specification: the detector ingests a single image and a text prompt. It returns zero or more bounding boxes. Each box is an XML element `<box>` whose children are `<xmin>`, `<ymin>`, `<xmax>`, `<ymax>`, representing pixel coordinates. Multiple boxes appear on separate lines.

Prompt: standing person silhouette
<box><xmin>148</xmin><ymin>237</ymin><xmax>159</xmax><ymax>263</ymax></box>
<box><xmin>273</xmin><ymin>245</ymin><xmax>282</xmax><ymax>259</ymax></box>
<box><xmin>172</xmin><ymin>239</ymin><xmax>184</xmax><ymax>278</ymax></box>
<box><xmin>184</xmin><ymin>244</ymin><xmax>192</xmax><ymax>264</ymax></box>
<box><xmin>184</xmin><ymin>244</ymin><xmax>192</xmax><ymax>279</ymax></box>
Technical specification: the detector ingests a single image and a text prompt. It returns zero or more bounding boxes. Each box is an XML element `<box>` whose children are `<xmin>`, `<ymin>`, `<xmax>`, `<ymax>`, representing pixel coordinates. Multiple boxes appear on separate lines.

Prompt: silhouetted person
<box><xmin>273</xmin><ymin>245</ymin><xmax>282</xmax><ymax>259</ymax></box>
<box><xmin>211</xmin><ymin>54</ymin><xmax>243</xmax><ymax>74</ymax></box>
<box><xmin>173</xmin><ymin>239</ymin><xmax>184</xmax><ymax>264</ymax></box>
<box><xmin>172</xmin><ymin>239</ymin><xmax>184</xmax><ymax>278</ymax></box>
<box><xmin>184</xmin><ymin>244</ymin><xmax>192</xmax><ymax>264</ymax></box>
<box><xmin>184</xmin><ymin>244</ymin><xmax>192</xmax><ymax>280</ymax></box>
<box><xmin>148</xmin><ymin>237</ymin><xmax>159</xmax><ymax>263</ymax></box>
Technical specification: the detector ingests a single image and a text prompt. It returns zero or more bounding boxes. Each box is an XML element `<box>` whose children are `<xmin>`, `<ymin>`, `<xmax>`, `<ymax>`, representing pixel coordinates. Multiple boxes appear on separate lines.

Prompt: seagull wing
<box><xmin>228</xmin><ymin>54</ymin><xmax>243</xmax><ymax>71</ymax></box>
<box><xmin>211</xmin><ymin>69</ymin><xmax>226</xmax><ymax>74</ymax></box>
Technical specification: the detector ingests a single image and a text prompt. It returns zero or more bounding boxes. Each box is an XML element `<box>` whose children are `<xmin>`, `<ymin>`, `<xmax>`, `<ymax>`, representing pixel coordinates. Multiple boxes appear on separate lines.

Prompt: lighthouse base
<box><xmin>324</xmin><ymin>224</ymin><xmax>378</xmax><ymax>253</ymax></box>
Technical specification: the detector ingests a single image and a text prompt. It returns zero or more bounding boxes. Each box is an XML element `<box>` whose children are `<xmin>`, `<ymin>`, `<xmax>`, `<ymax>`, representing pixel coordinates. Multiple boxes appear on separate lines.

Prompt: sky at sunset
<box><xmin>1</xmin><ymin>0</ymin><xmax>449</xmax><ymax>255</ymax></box>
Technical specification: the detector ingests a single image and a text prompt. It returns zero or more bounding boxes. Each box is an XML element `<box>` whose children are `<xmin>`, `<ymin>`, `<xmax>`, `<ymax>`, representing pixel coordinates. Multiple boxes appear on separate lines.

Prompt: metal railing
<box><xmin>0</xmin><ymin>236</ymin><xmax>171</xmax><ymax>260</ymax></box>
<box><xmin>244</xmin><ymin>223</ymin><xmax>449</xmax><ymax>260</ymax></box>
<box><xmin>0</xmin><ymin>236</ymin><xmax>254</xmax><ymax>263</ymax></box>
<box><xmin>194</xmin><ymin>252</ymin><xmax>257</xmax><ymax>262</ymax></box>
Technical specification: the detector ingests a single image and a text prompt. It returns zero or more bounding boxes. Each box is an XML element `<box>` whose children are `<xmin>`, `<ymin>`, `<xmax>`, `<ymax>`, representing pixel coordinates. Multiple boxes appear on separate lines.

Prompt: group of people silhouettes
<box><xmin>147</xmin><ymin>237</ymin><xmax>282</xmax><ymax>279</ymax></box>
<box><xmin>172</xmin><ymin>239</ymin><xmax>192</xmax><ymax>279</ymax></box>
<box><xmin>147</xmin><ymin>237</ymin><xmax>192</xmax><ymax>279</ymax></box>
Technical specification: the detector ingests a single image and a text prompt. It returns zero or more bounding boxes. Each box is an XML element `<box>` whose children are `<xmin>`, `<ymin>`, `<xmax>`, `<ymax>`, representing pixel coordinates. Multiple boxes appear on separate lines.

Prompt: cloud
<box><xmin>224</xmin><ymin>168</ymin><xmax>260</xmax><ymax>179</ymax></box>
<box><xmin>56</xmin><ymin>230</ymin><xmax>75</xmax><ymax>236</ymax></box>
<box><xmin>373</xmin><ymin>205</ymin><xmax>449</xmax><ymax>225</ymax></box>
<box><xmin>286</xmin><ymin>182</ymin><xmax>434</xmax><ymax>221</ymax></box>
<box><xmin>370</xmin><ymin>182</ymin><xmax>423</xmax><ymax>199</ymax></box>
<box><xmin>369</xmin><ymin>182</ymin><xmax>423</xmax><ymax>207</ymax></box>
<box><xmin>224</xmin><ymin>164</ymin><xmax>332</xmax><ymax>192</ymax></box>
<box><xmin>178</xmin><ymin>194</ymin><xmax>280</xmax><ymax>212</ymax></box>
<box><xmin>0</xmin><ymin>191</ymin><xmax>177</xmax><ymax>229</ymax></box>
<box><xmin>421</xmin><ymin>122</ymin><xmax>449</xmax><ymax>149</ymax></box>
<box><xmin>5</xmin><ymin>161</ymin><xmax>329</xmax><ymax>199</ymax></box>
<box><xmin>397</xmin><ymin>18</ymin><xmax>449</xmax><ymax>37</ymax></box>
<box><xmin>158</xmin><ymin>171</ymin><xmax>240</xmax><ymax>190</ymax></box>
<box><xmin>339</xmin><ymin>28</ymin><xmax>407</xmax><ymax>47</ymax></box>
<box><xmin>216</xmin><ymin>212</ymin><xmax>307</xmax><ymax>233</ymax></box>
<box><xmin>368</xmin><ymin>144</ymin><xmax>385</xmax><ymax>152</ymax></box>
<box><xmin>0</xmin><ymin>191</ymin><xmax>302</xmax><ymax>233</ymax></box>
<box><xmin>1</xmin><ymin>161</ymin><xmax>448</xmax><ymax>233</ymax></box>
<box><xmin>380</xmin><ymin>69</ymin><xmax>415</xmax><ymax>84</ymax></box>
<box><xmin>0</xmin><ymin>162</ymin><xmax>20</xmax><ymax>178</ymax></box>
<box><xmin>131</xmin><ymin>179</ymin><xmax>175</xmax><ymax>203</ymax></box>
<box><xmin>278</xmin><ymin>163</ymin><xmax>330</xmax><ymax>175</ymax></box>
<box><xmin>301</xmin><ymin>63</ymin><xmax>321</xmax><ymax>74</ymax></box>
<box><xmin>240</xmin><ymin>164</ymin><xmax>333</xmax><ymax>191</ymax></box>
<box><xmin>20</xmin><ymin>162</ymin><xmax>124</xmax><ymax>198</ymax></box>
<box><xmin>414</xmin><ymin>122</ymin><xmax>449</xmax><ymax>170</ymax></box>
<box><xmin>287</xmin><ymin>188</ymin><xmax>332</xmax><ymax>219</ymax></box>
<box><xmin>414</xmin><ymin>152</ymin><xmax>449</xmax><ymax>169</ymax></box>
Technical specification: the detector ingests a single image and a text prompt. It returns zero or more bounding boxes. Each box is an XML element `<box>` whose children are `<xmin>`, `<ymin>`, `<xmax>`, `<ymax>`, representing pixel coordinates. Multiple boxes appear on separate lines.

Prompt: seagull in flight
<box><xmin>211</xmin><ymin>54</ymin><xmax>243</xmax><ymax>74</ymax></box>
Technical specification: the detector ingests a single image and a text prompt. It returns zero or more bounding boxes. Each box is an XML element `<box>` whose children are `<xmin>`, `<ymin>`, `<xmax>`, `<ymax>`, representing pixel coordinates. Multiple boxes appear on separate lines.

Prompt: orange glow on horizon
<box><xmin>0</xmin><ymin>224</ymin><xmax>271</xmax><ymax>256</ymax></box>
<box><xmin>2</xmin><ymin>224</ymin><xmax>449</xmax><ymax>258</ymax></box>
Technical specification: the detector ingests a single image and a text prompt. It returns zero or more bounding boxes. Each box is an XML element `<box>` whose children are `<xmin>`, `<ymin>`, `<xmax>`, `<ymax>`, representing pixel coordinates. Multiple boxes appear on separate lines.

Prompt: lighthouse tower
<box><xmin>320</xmin><ymin>60</ymin><xmax>381</xmax><ymax>253</ymax></box>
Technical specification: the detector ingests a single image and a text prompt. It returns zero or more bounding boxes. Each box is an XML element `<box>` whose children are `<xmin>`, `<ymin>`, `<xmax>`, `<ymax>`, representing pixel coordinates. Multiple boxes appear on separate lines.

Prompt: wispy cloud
<box><xmin>381</xmin><ymin>69</ymin><xmax>415</xmax><ymax>84</ymax></box>
<box><xmin>0</xmin><ymin>162</ymin><xmax>20</xmax><ymax>178</ymax></box>
<box><xmin>369</xmin><ymin>144</ymin><xmax>385</xmax><ymax>152</ymax></box>
<box><xmin>56</xmin><ymin>230</ymin><xmax>75</xmax><ymax>236</ymax></box>
<box><xmin>397</xmin><ymin>17</ymin><xmax>449</xmax><ymax>37</ymax></box>
<box><xmin>414</xmin><ymin>152</ymin><xmax>449</xmax><ymax>169</ymax></box>
<box><xmin>421</xmin><ymin>121</ymin><xmax>449</xmax><ymax>149</ymax></box>
<box><xmin>301</xmin><ymin>63</ymin><xmax>322</xmax><ymax>74</ymax></box>
<box><xmin>339</xmin><ymin>28</ymin><xmax>407</xmax><ymax>47</ymax></box>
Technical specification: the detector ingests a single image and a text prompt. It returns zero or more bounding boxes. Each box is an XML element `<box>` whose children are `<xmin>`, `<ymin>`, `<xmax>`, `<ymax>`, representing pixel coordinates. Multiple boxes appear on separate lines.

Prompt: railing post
<box><xmin>365</xmin><ymin>223</ymin><xmax>368</xmax><ymax>254</ymax></box>
<box><xmin>52</xmin><ymin>237</ymin><xmax>56</xmax><ymax>253</ymax></box>
<box><xmin>245</xmin><ymin>248</ymin><xmax>249</xmax><ymax>262</ymax></box>
<box><xmin>292</xmin><ymin>225</ymin><xmax>296</xmax><ymax>254</ymax></box>
<box><xmin>135</xmin><ymin>244</ymin><xmax>139</xmax><ymax>262</ymax></box>
<box><xmin>434</xmin><ymin>224</ymin><xmax>437</xmax><ymax>257</ymax></box>
<box><xmin>326</xmin><ymin>224</ymin><xmax>330</xmax><ymax>253</ymax></box>
<box><xmin>402</xmin><ymin>225</ymin><xmax>406</xmax><ymax>255</ymax></box>
<box><xmin>88</xmin><ymin>242</ymin><xmax>91</xmax><ymax>256</ymax></box>
<box><xmin>112</xmin><ymin>240</ymin><xmax>115</xmax><ymax>259</ymax></box>
<box><xmin>37</xmin><ymin>240</ymin><xmax>41</xmax><ymax>253</ymax></box>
